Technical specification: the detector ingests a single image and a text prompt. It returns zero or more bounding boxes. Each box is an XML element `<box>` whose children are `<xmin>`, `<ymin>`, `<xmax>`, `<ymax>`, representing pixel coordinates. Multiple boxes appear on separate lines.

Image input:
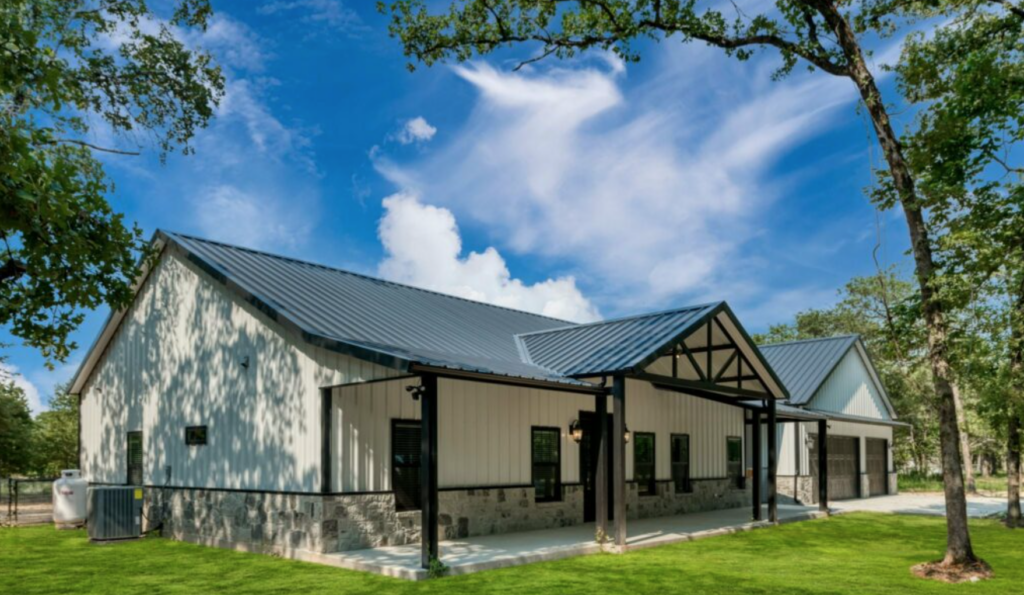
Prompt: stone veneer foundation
<box><xmin>144</xmin><ymin>479</ymin><xmax>751</xmax><ymax>555</ymax></box>
<box><xmin>776</xmin><ymin>475</ymin><xmax>815</xmax><ymax>505</ymax></box>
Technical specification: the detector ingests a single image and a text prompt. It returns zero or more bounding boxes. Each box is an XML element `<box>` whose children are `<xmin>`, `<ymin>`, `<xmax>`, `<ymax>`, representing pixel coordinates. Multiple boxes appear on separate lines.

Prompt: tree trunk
<box><xmin>952</xmin><ymin>383</ymin><xmax>976</xmax><ymax>493</ymax></box>
<box><xmin>1009</xmin><ymin>408</ymin><xmax>1022</xmax><ymax>528</ymax></box>
<box><xmin>816</xmin><ymin>0</ymin><xmax>976</xmax><ymax>565</ymax></box>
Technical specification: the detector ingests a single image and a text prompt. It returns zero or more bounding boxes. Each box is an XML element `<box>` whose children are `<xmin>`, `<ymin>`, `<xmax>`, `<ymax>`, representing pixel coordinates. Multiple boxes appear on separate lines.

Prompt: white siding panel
<box><xmin>810</xmin><ymin>349</ymin><xmax>890</xmax><ymax>420</ymax></box>
<box><xmin>79</xmin><ymin>252</ymin><xmax>396</xmax><ymax>492</ymax></box>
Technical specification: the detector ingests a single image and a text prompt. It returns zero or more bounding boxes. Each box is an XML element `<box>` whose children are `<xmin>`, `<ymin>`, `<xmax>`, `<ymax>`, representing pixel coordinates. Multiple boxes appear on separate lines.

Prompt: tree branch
<box><xmin>42</xmin><ymin>139</ymin><xmax>141</xmax><ymax>156</ymax></box>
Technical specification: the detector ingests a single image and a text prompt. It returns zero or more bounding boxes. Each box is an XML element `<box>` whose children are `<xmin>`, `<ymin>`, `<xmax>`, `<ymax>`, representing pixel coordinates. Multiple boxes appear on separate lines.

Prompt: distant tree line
<box><xmin>0</xmin><ymin>380</ymin><xmax>77</xmax><ymax>478</ymax></box>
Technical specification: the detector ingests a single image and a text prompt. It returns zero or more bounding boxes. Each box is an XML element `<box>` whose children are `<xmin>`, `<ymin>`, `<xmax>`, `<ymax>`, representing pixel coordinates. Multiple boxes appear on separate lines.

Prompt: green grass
<box><xmin>3</xmin><ymin>514</ymin><xmax>1024</xmax><ymax>594</ymax></box>
<box><xmin>900</xmin><ymin>473</ymin><xmax>1008</xmax><ymax>496</ymax></box>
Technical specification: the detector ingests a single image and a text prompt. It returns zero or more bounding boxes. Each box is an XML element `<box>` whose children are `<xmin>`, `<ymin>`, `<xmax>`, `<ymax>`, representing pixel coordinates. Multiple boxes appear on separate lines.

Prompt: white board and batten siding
<box><xmin>79</xmin><ymin>251</ymin><xmax>398</xmax><ymax>493</ymax></box>
<box><xmin>330</xmin><ymin>377</ymin><xmax>745</xmax><ymax>493</ymax></box>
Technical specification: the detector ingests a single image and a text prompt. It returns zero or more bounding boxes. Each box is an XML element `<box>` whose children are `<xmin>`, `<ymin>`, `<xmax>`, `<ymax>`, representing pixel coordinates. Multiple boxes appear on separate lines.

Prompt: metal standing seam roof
<box><xmin>70</xmin><ymin>230</ymin><xmax>787</xmax><ymax>395</ymax></box>
<box><xmin>757</xmin><ymin>335</ymin><xmax>860</xmax><ymax>406</ymax></box>
<box><xmin>516</xmin><ymin>304</ymin><xmax>721</xmax><ymax>377</ymax></box>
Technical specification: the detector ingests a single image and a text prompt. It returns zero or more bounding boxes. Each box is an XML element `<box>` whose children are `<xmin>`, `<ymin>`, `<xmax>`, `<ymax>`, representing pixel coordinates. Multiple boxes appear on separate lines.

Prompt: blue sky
<box><xmin>3</xmin><ymin>1</ymin><xmax>916</xmax><ymax>412</ymax></box>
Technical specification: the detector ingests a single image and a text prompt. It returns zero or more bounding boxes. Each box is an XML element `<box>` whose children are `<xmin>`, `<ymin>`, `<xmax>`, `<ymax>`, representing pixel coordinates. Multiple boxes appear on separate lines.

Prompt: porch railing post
<box><xmin>752</xmin><ymin>410</ymin><xmax>762</xmax><ymax>521</ymax></box>
<box><xmin>818</xmin><ymin>419</ymin><xmax>829</xmax><ymax>512</ymax></box>
<box><xmin>767</xmin><ymin>399</ymin><xmax>778</xmax><ymax>523</ymax></box>
<box><xmin>595</xmin><ymin>390</ymin><xmax>608</xmax><ymax>542</ymax></box>
<box><xmin>420</xmin><ymin>373</ymin><xmax>439</xmax><ymax>569</ymax></box>
<box><xmin>612</xmin><ymin>375</ymin><xmax>627</xmax><ymax>550</ymax></box>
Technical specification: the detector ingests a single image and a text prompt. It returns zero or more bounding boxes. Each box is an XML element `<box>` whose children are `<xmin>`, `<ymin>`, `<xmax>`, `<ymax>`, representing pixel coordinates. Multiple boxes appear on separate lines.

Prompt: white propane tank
<box><xmin>53</xmin><ymin>470</ymin><xmax>88</xmax><ymax>529</ymax></box>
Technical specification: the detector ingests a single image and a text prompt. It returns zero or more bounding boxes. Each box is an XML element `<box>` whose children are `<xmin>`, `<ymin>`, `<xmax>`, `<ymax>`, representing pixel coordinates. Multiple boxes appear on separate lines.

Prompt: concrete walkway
<box><xmin>295</xmin><ymin>504</ymin><xmax>824</xmax><ymax>580</ymax></box>
<box><xmin>830</xmin><ymin>493</ymin><xmax>1007</xmax><ymax>518</ymax></box>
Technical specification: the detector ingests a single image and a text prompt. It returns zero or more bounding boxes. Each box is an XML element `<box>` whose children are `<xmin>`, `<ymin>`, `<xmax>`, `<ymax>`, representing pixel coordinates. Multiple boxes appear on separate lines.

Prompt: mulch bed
<box><xmin>911</xmin><ymin>559</ymin><xmax>994</xmax><ymax>583</ymax></box>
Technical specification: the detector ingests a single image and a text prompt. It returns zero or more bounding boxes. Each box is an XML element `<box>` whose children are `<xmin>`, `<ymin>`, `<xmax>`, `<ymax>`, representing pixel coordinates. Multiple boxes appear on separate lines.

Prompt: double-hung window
<box><xmin>392</xmin><ymin>421</ymin><xmax>421</xmax><ymax>511</ymax></box>
<box><xmin>671</xmin><ymin>434</ymin><xmax>691</xmax><ymax>494</ymax></box>
<box><xmin>634</xmin><ymin>432</ymin><xmax>656</xmax><ymax>496</ymax></box>
<box><xmin>727</xmin><ymin>436</ymin><xmax>744</xmax><ymax>489</ymax></box>
<box><xmin>532</xmin><ymin>427</ymin><xmax>561</xmax><ymax>502</ymax></box>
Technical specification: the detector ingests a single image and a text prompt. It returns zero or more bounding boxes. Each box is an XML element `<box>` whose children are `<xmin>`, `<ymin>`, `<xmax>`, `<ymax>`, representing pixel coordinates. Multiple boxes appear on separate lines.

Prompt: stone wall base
<box><xmin>144</xmin><ymin>479</ymin><xmax>751</xmax><ymax>555</ymax></box>
<box><xmin>776</xmin><ymin>475</ymin><xmax>814</xmax><ymax>505</ymax></box>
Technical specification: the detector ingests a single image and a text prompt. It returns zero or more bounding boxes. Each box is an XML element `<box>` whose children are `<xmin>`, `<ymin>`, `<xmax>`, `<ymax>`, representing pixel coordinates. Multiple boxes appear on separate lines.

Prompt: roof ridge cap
<box><xmin>516</xmin><ymin>301</ymin><xmax>723</xmax><ymax>339</ymax></box>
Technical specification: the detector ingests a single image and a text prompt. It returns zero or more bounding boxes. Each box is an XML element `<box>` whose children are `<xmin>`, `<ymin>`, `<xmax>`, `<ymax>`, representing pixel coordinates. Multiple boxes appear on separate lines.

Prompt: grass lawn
<box><xmin>900</xmin><ymin>473</ymin><xmax>1009</xmax><ymax>496</ymax></box>
<box><xmin>3</xmin><ymin>513</ymin><xmax>1024</xmax><ymax>594</ymax></box>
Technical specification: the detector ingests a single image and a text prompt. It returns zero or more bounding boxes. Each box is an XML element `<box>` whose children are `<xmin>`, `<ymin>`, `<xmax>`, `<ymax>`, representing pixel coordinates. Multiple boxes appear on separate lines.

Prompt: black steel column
<box><xmin>595</xmin><ymin>391</ymin><xmax>609</xmax><ymax>540</ymax></box>
<box><xmin>767</xmin><ymin>399</ymin><xmax>778</xmax><ymax>523</ymax></box>
<box><xmin>612</xmin><ymin>375</ymin><xmax>627</xmax><ymax>549</ymax></box>
<box><xmin>420</xmin><ymin>374</ymin><xmax>439</xmax><ymax>568</ymax></box>
<box><xmin>752</xmin><ymin>410</ymin><xmax>762</xmax><ymax>521</ymax></box>
<box><xmin>321</xmin><ymin>388</ymin><xmax>332</xmax><ymax>494</ymax></box>
<box><xmin>818</xmin><ymin>419</ymin><xmax>829</xmax><ymax>512</ymax></box>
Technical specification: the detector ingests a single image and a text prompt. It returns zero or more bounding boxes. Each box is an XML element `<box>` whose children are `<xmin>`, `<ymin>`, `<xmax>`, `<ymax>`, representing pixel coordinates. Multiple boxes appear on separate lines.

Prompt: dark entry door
<box><xmin>580</xmin><ymin>411</ymin><xmax>614</xmax><ymax>523</ymax></box>
<box><xmin>810</xmin><ymin>435</ymin><xmax>860</xmax><ymax>500</ymax></box>
<box><xmin>866</xmin><ymin>438</ymin><xmax>888</xmax><ymax>497</ymax></box>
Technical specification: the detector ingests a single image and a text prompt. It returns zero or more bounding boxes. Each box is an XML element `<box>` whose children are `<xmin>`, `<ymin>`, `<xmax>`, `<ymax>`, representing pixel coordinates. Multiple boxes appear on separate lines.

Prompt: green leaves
<box><xmin>1</xmin><ymin>1</ymin><xmax>222</xmax><ymax>366</ymax></box>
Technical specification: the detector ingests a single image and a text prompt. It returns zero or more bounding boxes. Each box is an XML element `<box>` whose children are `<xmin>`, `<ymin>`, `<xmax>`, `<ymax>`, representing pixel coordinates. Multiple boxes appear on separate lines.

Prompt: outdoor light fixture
<box><xmin>624</xmin><ymin>426</ymin><xmax>631</xmax><ymax>444</ymax></box>
<box><xmin>569</xmin><ymin>419</ymin><xmax>583</xmax><ymax>443</ymax></box>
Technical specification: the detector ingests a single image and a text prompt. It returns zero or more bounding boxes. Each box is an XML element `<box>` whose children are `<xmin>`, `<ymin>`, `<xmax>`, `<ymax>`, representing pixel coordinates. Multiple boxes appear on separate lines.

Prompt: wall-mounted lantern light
<box><xmin>624</xmin><ymin>425</ymin><xmax>631</xmax><ymax>444</ymax></box>
<box><xmin>569</xmin><ymin>419</ymin><xmax>583</xmax><ymax>443</ymax></box>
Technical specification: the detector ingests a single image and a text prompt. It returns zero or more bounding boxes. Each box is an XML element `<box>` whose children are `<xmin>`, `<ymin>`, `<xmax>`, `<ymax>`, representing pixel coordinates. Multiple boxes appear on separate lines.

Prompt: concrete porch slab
<box><xmin>294</xmin><ymin>504</ymin><xmax>824</xmax><ymax>580</ymax></box>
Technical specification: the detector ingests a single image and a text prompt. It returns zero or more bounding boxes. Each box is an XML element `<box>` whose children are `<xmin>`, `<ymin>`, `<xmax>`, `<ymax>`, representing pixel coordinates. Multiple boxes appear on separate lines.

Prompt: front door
<box><xmin>580</xmin><ymin>411</ymin><xmax>615</xmax><ymax>523</ymax></box>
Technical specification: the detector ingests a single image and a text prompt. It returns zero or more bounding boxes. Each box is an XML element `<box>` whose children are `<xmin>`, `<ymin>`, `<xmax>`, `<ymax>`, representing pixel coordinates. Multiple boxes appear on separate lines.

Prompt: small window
<box><xmin>634</xmin><ymin>432</ymin><xmax>656</xmax><ymax>496</ymax></box>
<box><xmin>727</xmin><ymin>436</ymin><xmax>743</xmax><ymax>489</ymax></box>
<box><xmin>671</xmin><ymin>434</ymin><xmax>691</xmax><ymax>494</ymax></box>
<box><xmin>532</xmin><ymin>427</ymin><xmax>561</xmax><ymax>502</ymax></box>
<box><xmin>127</xmin><ymin>431</ymin><xmax>143</xmax><ymax>486</ymax></box>
<box><xmin>185</xmin><ymin>426</ymin><xmax>208</xmax><ymax>446</ymax></box>
<box><xmin>392</xmin><ymin>420</ymin><xmax>422</xmax><ymax>512</ymax></box>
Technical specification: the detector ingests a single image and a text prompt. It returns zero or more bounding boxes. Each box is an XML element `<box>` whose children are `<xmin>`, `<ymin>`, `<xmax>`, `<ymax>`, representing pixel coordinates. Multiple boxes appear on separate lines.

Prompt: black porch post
<box><xmin>321</xmin><ymin>388</ymin><xmax>332</xmax><ymax>494</ymax></box>
<box><xmin>818</xmin><ymin>419</ymin><xmax>829</xmax><ymax>512</ymax></box>
<box><xmin>612</xmin><ymin>375</ymin><xmax>627</xmax><ymax>550</ymax></box>
<box><xmin>420</xmin><ymin>374</ymin><xmax>439</xmax><ymax>569</ymax></box>
<box><xmin>595</xmin><ymin>391</ymin><xmax>609</xmax><ymax>541</ymax></box>
<box><xmin>767</xmin><ymin>399</ymin><xmax>778</xmax><ymax>523</ymax></box>
<box><xmin>752</xmin><ymin>410</ymin><xmax>762</xmax><ymax>521</ymax></box>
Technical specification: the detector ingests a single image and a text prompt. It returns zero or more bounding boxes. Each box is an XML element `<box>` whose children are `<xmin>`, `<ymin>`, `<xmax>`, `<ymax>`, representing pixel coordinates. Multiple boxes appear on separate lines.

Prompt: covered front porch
<box><xmin>300</xmin><ymin>503</ymin><xmax>825</xmax><ymax>580</ymax></box>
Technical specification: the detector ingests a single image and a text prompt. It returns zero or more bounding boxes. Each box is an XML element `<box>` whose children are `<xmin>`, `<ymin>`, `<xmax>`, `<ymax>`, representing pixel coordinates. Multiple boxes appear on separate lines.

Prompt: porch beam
<box><xmin>631</xmin><ymin>372</ymin><xmax>774</xmax><ymax>400</ymax></box>
<box><xmin>684</xmin><ymin>344</ymin><xmax>741</xmax><ymax>354</ymax></box>
<box><xmin>818</xmin><ymin>419</ymin><xmax>829</xmax><ymax>512</ymax></box>
<box><xmin>679</xmin><ymin>344</ymin><xmax>707</xmax><ymax>381</ymax></box>
<box><xmin>612</xmin><ymin>375</ymin><xmax>627</xmax><ymax>550</ymax></box>
<box><xmin>767</xmin><ymin>398</ymin><xmax>778</xmax><ymax>523</ymax></box>
<box><xmin>752</xmin><ymin>410</ymin><xmax>762</xmax><ymax>521</ymax></box>
<box><xmin>420</xmin><ymin>373</ymin><xmax>439</xmax><ymax>569</ymax></box>
<box><xmin>595</xmin><ymin>391</ymin><xmax>609</xmax><ymax>541</ymax></box>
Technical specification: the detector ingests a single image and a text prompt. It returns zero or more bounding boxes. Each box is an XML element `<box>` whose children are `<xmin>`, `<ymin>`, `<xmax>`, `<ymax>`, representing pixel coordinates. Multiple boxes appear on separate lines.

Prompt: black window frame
<box><xmin>727</xmin><ymin>436</ymin><xmax>744</xmax><ymax>489</ymax></box>
<box><xmin>671</xmin><ymin>433</ymin><xmax>691</xmax><ymax>494</ymax></box>
<box><xmin>185</xmin><ymin>425</ymin><xmax>208</xmax><ymax>446</ymax></box>
<box><xmin>531</xmin><ymin>426</ymin><xmax>562</xmax><ymax>503</ymax></box>
<box><xmin>391</xmin><ymin>419</ymin><xmax>422</xmax><ymax>512</ymax></box>
<box><xmin>633</xmin><ymin>432</ymin><xmax>656</xmax><ymax>497</ymax></box>
<box><xmin>126</xmin><ymin>431</ymin><xmax>143</xmax><ymax>486</ymax></box>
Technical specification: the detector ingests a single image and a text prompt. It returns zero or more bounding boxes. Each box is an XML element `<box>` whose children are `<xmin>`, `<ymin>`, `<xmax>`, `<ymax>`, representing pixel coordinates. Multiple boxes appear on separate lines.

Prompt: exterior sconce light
<box><xmin>569</xmin><ymin>419</ymin><xmax>583</xmax><ymax>443</ymax></box>
<box><xmin>804</xmin><ymin>434</ymin><xmax>815</xmax><ymax>449</ymax></box>
<box><xmin>624</xmin><ymin>426</ymin><xmax>631</xmax><ymax>444</ymax></box>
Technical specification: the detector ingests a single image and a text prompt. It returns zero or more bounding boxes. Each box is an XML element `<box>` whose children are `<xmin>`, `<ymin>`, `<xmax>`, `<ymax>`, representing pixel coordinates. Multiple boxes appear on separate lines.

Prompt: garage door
<box><xmin>866</xmin><ymin>438</ymin><xmax>888</xmax><ymax>497</ymax></box>
<box><xmin>810</xmin><ymin>435</ymin><xmax>860</xmax><ymax>500</ymax></box>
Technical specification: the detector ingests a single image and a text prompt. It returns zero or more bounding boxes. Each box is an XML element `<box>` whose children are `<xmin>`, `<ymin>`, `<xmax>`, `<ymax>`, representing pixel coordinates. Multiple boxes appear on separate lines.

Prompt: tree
<box><xmin>32</xmin><ymin>383</ymin><xmax>77</xmax><ymax>477</ymax></box>
<box><xmin>0</xmin><ymin>380</ymin><xmax>34</xmax><ymax>477</ymax></box>
<box><xmin>380</xmin><ymin>0</ymin><xmax>980</xmax><ymax>567</ymax></box>
<box><xmin>1</xmin><ymin>0</ymin><xmax>223</xmax><ymax>366</ymax></box>
<box><xmin>894</xmin><ymin>2</ymin><xmax>1024</xmax><ymax>528</ymax></box>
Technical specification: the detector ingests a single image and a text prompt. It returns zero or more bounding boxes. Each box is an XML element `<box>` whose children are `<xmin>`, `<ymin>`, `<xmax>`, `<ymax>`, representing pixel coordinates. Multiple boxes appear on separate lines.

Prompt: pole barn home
<box><xmin>69</xmin><ymin>231</ymin><xmax>900</xmax><ymax>576</ymax></box>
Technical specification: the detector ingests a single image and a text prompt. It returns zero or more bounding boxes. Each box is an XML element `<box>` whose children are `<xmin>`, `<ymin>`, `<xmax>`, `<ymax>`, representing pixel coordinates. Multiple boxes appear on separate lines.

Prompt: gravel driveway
<box><xmin>830</xmin><ymin>493</ymin><xmax>1007</xmax><ymax>518</ymax></box>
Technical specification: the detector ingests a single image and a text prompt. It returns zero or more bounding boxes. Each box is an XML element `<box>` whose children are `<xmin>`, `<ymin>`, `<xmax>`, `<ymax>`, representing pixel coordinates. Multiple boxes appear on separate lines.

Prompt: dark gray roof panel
<box><xmin>518</xmin><ymin>304</ymin><xmax>721</xmax><ymax>377</ymax></box>
<box><xmin>164</xmin><ymin>231</ymin><xmax>584</xmax><ymax>384</ymax></box>
<box><xmin>757</xmin><ymin>335</ymin><xmax>859</xmax><ymax>405</ymax></box>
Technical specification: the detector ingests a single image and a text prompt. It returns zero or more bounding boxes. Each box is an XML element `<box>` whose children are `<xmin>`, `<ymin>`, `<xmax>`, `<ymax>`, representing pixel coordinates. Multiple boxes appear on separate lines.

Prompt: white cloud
<box><xmin>375</xmin><ymin>49</ymin><xmax>860</xmax><ymax>313</ymax></box>
<box><xmin>258</xmin><ymin>0</ymin><xmax>365</xmax><ymax>35</ymax></box>
<box><xmin>1</xmin><ymin>363</ymin><xmax>43</xmax><ymax>415</ymax></box>
<box><xmin>192</xmin><ymin>185</ymin><xmax>313</xmax><ymax>251</ymax></box>
<box><xmin>394</xmin><ymin>117</ymin><xmax>438</xmax><ymax>145</ymax></box>
<box><xmin>378</xmin><ymin>192</ymin><xmax>600</xmax><ymax>322</ymax></box>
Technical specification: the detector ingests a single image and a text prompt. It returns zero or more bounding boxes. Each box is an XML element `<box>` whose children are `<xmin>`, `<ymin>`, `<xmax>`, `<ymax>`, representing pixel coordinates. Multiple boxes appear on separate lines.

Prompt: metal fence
<box><xmin>2</xmin><ymin>477</ymin><xmax>58</xmax><ymax>526</ymax></box>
